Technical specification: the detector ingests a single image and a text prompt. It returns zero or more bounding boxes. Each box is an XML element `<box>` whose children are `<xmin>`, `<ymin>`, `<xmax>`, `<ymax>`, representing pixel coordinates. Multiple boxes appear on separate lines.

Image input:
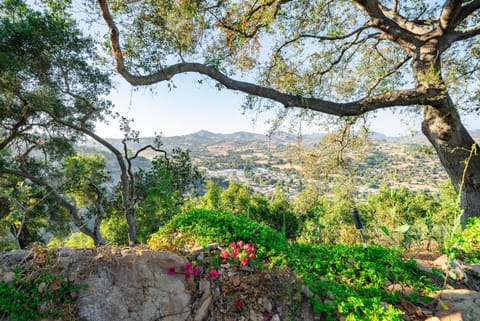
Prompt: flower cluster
<box><xmin>168</xmin><ymin>263</ymin><xmax>201</xmax><ymax>279</ymax></box>
<box><xmin>220</xmin><ymin>240</ymin><xmax>256</xmax><ymax>266</ymax></box>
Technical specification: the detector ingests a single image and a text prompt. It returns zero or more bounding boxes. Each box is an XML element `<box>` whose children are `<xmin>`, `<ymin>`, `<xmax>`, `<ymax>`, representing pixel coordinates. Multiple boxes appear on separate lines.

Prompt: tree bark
<box><xmin>422</xmin><ymin>103</ymin><xmax>480</xmax><ymax>223</ymax></box>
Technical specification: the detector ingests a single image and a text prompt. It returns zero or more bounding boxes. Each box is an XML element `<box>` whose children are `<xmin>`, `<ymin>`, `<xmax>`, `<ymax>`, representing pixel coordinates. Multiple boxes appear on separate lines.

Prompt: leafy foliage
<box><xmin>150</xmin><ymin>208</ymin><xmax>437</xmax><ymax>321</ymax></box>
<box><xmin>148</xmin><ymin>209</ymin><xmax>289</xmax><ymax>257</ymax></box>
<box><xmin>0</xmin><ymin>247</ymin><xmax>85</xmax><ymax>320</ymax></box>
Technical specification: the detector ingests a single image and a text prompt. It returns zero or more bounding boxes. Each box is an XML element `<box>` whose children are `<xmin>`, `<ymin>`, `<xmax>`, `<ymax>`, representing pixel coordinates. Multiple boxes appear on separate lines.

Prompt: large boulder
<box><xmin>0</xmin><ymin>247</ymin><xmax>191</xmax><ymax>321</ymax></box>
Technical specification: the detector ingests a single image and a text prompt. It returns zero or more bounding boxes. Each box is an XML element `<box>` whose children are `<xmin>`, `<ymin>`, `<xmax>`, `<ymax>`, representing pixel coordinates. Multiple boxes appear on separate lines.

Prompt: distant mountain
<box><xmin>81</xmin><ymin>128</ymin><xmax>478</xmax><ymax>158</ymax></box>
<box><xmin>76</xmin><ymin>128</ymin><xmax>480</xmax><ymax>195</ymax></box>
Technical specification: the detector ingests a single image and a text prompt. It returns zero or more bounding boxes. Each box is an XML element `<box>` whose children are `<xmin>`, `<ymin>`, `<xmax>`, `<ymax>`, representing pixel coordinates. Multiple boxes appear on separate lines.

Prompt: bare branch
<box><xmin>352</xmin><ymin>0</ymin><xmax>422</xmax><ymax>52</ymax></box>
<box><xmin>454</xmin><ymin>0</ymin><xmax>480</xmax><ymax>23</ymax></box>
<box><xmin>449</xmin><ymin>24</ymin><xmax>480</xmax><ymax>42</ymax></box>
<box><xmin>377</xmin><ymin>2</ymin><xmax>431</xmax><ymax>35</ymax></box>
<box><xmin>129</xmin><ymin>145</ymin><xmax>167</xmax><ymax>161</ymax></box>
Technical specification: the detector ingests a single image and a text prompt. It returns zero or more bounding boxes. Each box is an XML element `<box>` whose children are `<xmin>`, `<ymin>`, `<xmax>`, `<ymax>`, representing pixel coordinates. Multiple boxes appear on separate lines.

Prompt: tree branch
<box><xmin>440</xmin><ymin>0</ymin><xmax>467</xmax><ymax>31</ymax></box>
<box><xmin>454</xmin><ymin>0</ymin><xmax>480</xmax><ymax>23</ymax></box>
<box><xmin>352</xmin><ymin>0</ymin><xmax>422</xmax><ymax>52</ymax></box>
<box><xmin>449</xmin><ymin>24</ymin><xmax>480</xmax><ymax>42</ymax></box>
<box><xmin>0</xmin><ymin>168</ymin><xmax>97</xmax><ymax>242</ymax></box>
<box><xmin>98</xmin><ymin>0</ymin><xmax>440</xmax><ymax>115</ymax></box>
<box><xmin>129</xmin><ymin>145</ymin><xmax>167</xmax><ymax>161</ymax></box>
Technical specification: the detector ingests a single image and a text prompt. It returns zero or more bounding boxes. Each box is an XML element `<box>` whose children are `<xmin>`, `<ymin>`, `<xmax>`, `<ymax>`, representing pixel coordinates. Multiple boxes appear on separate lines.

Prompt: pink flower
<box><xmin>232</xmin><ymin>248</ymin><xmax>239</xmax><ymax>258</ymax></box>
<box><xmin>244</xmin><ymin>243</ymin><xmax>255</xmax><ymax>253</ymax></box>
<box><xmin>193</xmin><ymin>267</ymin><xmax>200</xmax><ymax>276</ymax></box>
<box><xmin>207</xmin><ymin>269</ymin><xmax>219</xmax><ymax>279</ymax></box>
<box><xmin>249</xmin><ymin>253</ymin><xmax>255</xmax><ymax>259</ymax></box>
<box><xmin>168</xmin><ymin>267</ymin><xmax>176</xmax><ymax>276</ymax></box>
<box><xmin>240</xmin><ymin>257</ymin><xmax>249</xmax><ymax>266</ymax></box>
<box><xmin>230</xmin><ymin>242</ymin><xmax>237</xmax><ymax>249</ymax></box>
<box><xmin>237</xmin><ymin>240</ymin><xmax>244</xmax><ymax>248</ymax></box>
<box><xmin>185</xmin><ymin>263</ymin><xmax>193</xmax><ymax>270</ymax></box>
<box><xmin>220</xmin><ymin>250</ymin><xmax>229</xmax><ymax>259</ymax></box>
<box><xmin>235</xmin><ymin>299</ymin><xmax>244</xmax><ymax>309</ymax></box>
<box><xmin>185</xmin><ymin>271</ymin><xmax>192</xmax><ymax>279</ymax></box>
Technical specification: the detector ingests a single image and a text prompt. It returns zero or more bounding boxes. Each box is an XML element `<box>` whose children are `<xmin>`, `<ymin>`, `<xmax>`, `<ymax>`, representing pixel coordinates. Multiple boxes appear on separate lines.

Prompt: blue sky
<box><xmin>96</xmin><ymin>74</ymin><xmax>458</xmax><ymax>139</ymax></box>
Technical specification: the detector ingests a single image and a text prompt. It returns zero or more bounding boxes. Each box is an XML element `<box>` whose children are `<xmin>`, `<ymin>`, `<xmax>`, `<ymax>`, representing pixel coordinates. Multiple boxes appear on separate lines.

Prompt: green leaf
<box><xmin>380</xmin><ymin>226</ymin><xmax>390</xmax><ymax>236</ymax></box>
<box><xmin>393</xmin><ymin>224</ymin><xmax>411</xmax><ymax>234</ymax></box>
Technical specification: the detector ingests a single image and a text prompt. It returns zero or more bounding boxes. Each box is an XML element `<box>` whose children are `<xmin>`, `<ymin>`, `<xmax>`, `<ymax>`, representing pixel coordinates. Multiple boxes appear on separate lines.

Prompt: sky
<box><xmin>70</xmin><ymin>1</ymin><xmax>479</xmax><ymax>140</ymax></box>
<box><xmin>96</xmin><ymin>73</ymin><xmax>479</xmax><ymax>139</ymax></box>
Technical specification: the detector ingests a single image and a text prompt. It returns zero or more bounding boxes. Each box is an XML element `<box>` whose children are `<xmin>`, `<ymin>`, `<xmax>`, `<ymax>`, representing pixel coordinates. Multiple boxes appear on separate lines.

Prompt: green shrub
<box><xmin>148</xmin><ymin>209</ymin><xmax>289</xmax><ymax>257</ymax></box>
<box><xmin>450</xmin><ymin>217</ymin><xmax>480</xmax><ymax>263</ymax></box>
<box><xmin>288</xmin><ymin>244</ymin><xmax>436</xmax><ymax>321</ymax></box>
<box><xmin>48</xmin><ymin>232</ymin><xmax>94</xmax><ymax>248</ymax></box>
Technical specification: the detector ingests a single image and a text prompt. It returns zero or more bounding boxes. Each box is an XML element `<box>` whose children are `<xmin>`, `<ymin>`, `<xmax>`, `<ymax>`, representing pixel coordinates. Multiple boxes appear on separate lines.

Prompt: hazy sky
<box><xmin>96</xmin><ymin>73</ymin><xmax>479</xmax><ymax>139</ymax></box>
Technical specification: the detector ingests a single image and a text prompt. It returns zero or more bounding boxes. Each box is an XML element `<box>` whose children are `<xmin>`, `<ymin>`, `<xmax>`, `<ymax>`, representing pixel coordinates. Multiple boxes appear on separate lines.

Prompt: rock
<box><xmin>434</xmin><ymin>289</ymin><xmax>480</xmax><ymax>321</ymax></box>
<box><xmin>263</xmin><ymin>298</ymin><xmax>273</xmax><ymax>313</ymax></box>
<box><xmin>249</xmin><ymin>309</ymin><xmax>263</xmax><ymax>321</ymax></box>
<box><xmin>194</xmin><ymin>295</ymin><xmax>212</xmax><ymax>321</ymax></box>
<box><xmin>271</xmin><ymin>314</ymin><xmax>281</xmax><ymax>321</ymax></box>
<box><xmin>2</xmin><ymin>271</ymin><xmax>15</xmax><ymax>283</ymax></box>
<box><xmin>387</xmin><ymin>283</ymin><xmax>413</xmax><ymax>296</ymax></box>
<box><xmin>302</xmin><ymin>284</ymin><xmax>314</xmax><ymax>298</ymax></box>
<box><xmin>433</xmin><ymin>255</ymin><xmax>468</xmax><ymax>282</ymax></box>
<box><xmin>457</xmin><ymin>261</ymin><xmax>480</xmax><ymax>278</ymax></box>
<box><xmin>1</xmin><ymin>248</ymin><xmax>192</xmax><ymax>321</ymax></box>
<box><xmin>299</xmin><ymin>300</ymin><xmax>314</xmax><ymax>321</ymax></box>
<box><xmin>416</xmin><ymin>261</ymin><xmax>434</xmax><ymax>274</ymax></box>
<box><xmin>37</xmin><ymin>281</ymin><xmax>47</xmax><ymax>293</ymax></box>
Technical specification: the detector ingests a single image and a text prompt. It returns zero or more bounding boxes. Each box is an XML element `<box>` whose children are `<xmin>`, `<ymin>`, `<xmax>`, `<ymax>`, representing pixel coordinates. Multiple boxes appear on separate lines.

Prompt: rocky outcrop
<box><xmin>0</xmin><ymin>247</ymin><xmax>191</xmax><ymax>321</ymax></box>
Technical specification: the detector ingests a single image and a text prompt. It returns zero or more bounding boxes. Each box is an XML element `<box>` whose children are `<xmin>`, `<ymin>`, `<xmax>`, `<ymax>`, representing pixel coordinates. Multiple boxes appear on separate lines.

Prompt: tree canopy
<box><xmin>96</xmin><ymin>0</ymin><xmax>480</xmax><ymax>220</ymax></box>
<box><xmin>0</xmin><ymin>0</ymin><xmax>112</xmax><ymax>246</ymax></box>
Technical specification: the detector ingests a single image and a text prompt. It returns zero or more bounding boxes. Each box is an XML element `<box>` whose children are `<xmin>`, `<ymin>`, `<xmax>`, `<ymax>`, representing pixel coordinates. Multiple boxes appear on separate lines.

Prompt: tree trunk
<box><xmin>126</xmin><ymin>208</ymin><xmax>136</xmax><ymax>247</ymax></box>
<box><xmin>422</xmin><ymin>103</ymin><xmax>480</xmax><ymax>223</ymax></box>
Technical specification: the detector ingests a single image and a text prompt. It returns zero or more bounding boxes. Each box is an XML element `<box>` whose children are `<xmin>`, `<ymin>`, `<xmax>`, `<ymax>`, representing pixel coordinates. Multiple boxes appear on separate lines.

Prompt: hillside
<box><xmin>79</xmin><ymin>130</ymin><xmax>480</xmax><ymax>196</ymax></box>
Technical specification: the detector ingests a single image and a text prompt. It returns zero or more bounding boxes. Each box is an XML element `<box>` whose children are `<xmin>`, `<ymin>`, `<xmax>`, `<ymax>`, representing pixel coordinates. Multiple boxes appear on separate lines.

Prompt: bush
<box><xmin>451</xmin><ymin>217</ymin><xmax>480</xmax><ymax>263</ymax></box>
<box><xmin>148</xmin><ymin>209</ymin><xmax>289</xmax><ymax>257</ymax></box>
<box><xmin>48</xmin><ymin>232</ymin><xmax>94</xmax><ymax>249</ymax></box>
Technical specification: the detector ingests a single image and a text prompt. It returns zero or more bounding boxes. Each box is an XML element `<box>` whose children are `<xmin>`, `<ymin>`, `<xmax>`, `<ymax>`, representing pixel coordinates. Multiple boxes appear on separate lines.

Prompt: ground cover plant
<box><xmin>149</xmin><ymin>209</ymin><xmax>438</xmax><ymax>321</ymax></box>
<box><xmin>0</xmin><ymin>247</ymin><xmax>84</xmax><ymax>321</ymax></box>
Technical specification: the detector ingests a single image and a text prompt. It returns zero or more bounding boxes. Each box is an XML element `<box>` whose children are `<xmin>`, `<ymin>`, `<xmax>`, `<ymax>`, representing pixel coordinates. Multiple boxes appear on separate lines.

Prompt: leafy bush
<box><xmin>150</xmin><ymin>209</ymin><xmax>436</xmax><ymax>321</ymax></box>
<box><xmin>48</xmin><ymin>232</ymin><xmax>94</xmax><ymax>248</ymax></box>
<box><xmin>288</xmin><ymin>244</ymin><xmax>435</xmax><ymax>320</ymax></box>
<box><xmin>148</xmin><ymin>209</ymin><xmax>289</xmax><ymax>257</ymax></box>
<box><xmin>450</xmin><ymin>217</ymin><xmax>480</xmax><ymax>263</ymax></box>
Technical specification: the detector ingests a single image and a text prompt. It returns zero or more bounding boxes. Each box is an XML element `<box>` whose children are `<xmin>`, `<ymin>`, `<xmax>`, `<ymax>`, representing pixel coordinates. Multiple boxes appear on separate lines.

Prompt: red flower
<box><xmin>249</xmin><ymin>253</ymin><xmax>255</xmax><ymax>259</ymax></box>
<box><xmin>230</xmin><ymin>242</ymin><xmax>237</xmax><ymax>249</ymax></box>
<box><xmin>207</xmin><ymin>269</ymin><xmax>219</xmax><ymax>279</ymax></box>
<box><xmin>232</xmin><ymin>248</ymin><xmax>239</xmax><ymax>258</ymax></box>
<box><xmin>220</xmin><ymin>250</ymin><xmax>229</xmax><ymax>259</ymax></box>
<box><xmin>237</xmin><ymin>240</ymin><xmax>244</xmax><ymax>248</ymax></box>
<box><xmin>240</xmin><ymin>257</ymin><xmax>249</xmax><ymax>266</ymax></box>
<box><xmin>235</xmin><ymin>299</ymin><xmax>244</xmax><ymax>309</ymax></box>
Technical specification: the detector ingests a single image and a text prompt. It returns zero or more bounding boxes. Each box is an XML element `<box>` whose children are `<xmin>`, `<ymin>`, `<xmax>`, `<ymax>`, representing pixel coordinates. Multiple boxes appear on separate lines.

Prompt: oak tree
<box><xmin>97</xmin><ymin>0</ymin><xmax>480</xmax><ymax>221</ymax></box>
